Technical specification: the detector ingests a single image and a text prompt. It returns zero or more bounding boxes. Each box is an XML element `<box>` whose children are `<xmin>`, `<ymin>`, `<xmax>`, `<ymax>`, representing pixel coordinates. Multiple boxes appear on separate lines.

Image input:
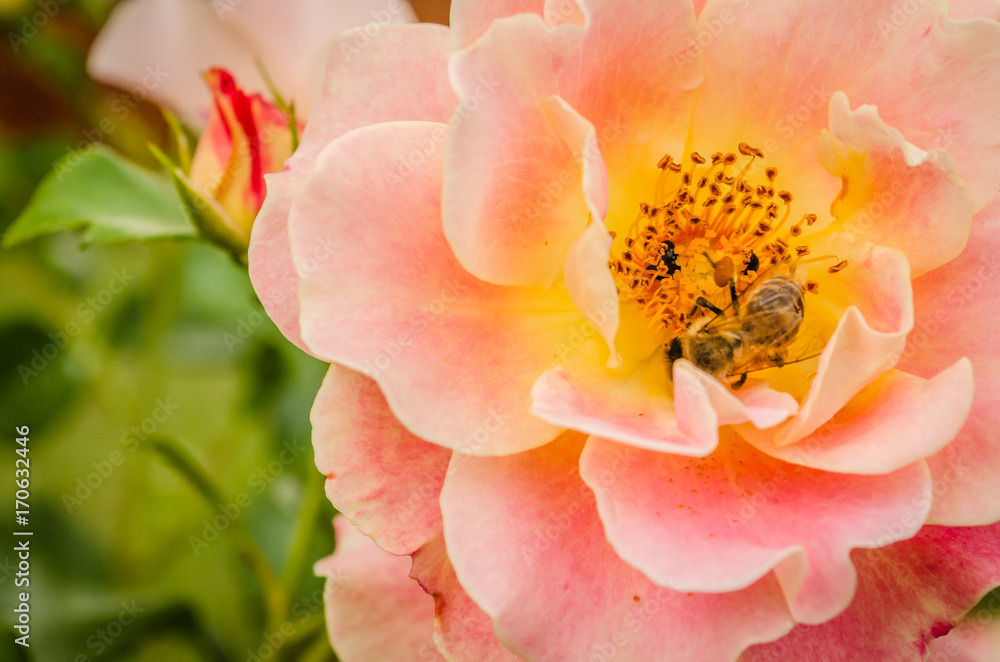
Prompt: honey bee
<box><xmin>666</xmin><ymin>273</ymin><xmax>805</xmax><ymax>389</ymax></box>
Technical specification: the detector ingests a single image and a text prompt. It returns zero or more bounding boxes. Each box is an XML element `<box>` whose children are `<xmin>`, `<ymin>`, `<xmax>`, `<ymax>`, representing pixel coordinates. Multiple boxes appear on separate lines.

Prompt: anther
<box><xmin>828</xmin><ymin>260</ymin><xmax>849</xmax><ymax>274</ymax></box>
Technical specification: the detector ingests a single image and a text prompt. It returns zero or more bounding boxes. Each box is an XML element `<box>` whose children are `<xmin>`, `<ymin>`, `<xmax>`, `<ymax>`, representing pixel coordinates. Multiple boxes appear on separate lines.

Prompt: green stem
<box><xmin>145</xmin><ymin>436</ymin><xmax>288</xmax><ymax>632</ymax></box>
<box><xmin>282</xmin><ymin>472</ymin><xmax>326</xmax><ymax>593</ymax></box>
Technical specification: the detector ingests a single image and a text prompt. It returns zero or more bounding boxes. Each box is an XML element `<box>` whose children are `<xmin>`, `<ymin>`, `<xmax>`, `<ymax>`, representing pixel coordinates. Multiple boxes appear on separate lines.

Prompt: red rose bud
<box><xmin>188</xmin><ymin>68</ymin><xmax>299</xmax><ymax>244</ymax></box>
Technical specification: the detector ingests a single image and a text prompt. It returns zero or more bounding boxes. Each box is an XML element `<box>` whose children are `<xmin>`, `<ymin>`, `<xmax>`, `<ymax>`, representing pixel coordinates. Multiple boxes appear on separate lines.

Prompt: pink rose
<box><xmin>252</xmin><ymin>1</ymin><xmax>1000</xmax><ymax>659</ymax></box>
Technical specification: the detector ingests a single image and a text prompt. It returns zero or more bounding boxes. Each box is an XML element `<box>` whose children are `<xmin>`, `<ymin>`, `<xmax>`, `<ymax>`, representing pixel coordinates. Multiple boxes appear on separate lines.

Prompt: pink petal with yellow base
<box><xmin>444</xmin><ymin>0</ymin><xmax>701</xmax><ymax>288</ymax></box>
<box><xmin>581</xmin><ymin>434</ymin><xmax>932</xmax><ymax>624</ymax></box>
<box><xmin>291</xmin><ymin>121</ymin><xmax>581</xmax><ymax>454</ymax></box>
<box><xmin>694</xmin><ymin>0</ymin><xmax>1000</xmax><ymax>209</ymax></box>
<box><xmin>250</xmin><ymin>24</ymin><xmax>456</xmax><ymax>352</ymax></box>
<box><xmin>441</xmin><ymin>433</ymin><xmax>795</xmax><ymax>662</ymax></box>
<box><xmin>531</xmin><ymin>358</ymin><xmax>797</xmax><ymax>455</ymax></box>
<box><xmin>739</xmin><ymin>360</ymin><xmax>973</xmax><ymax>475</ymax></box>
<box><xmin>771</xmin><ymin>233</ymin><xmax>914</xmax><ymax>446</ymax></box>
<box><xmin>818</xmin><ymin>92</ymin><xmax>973</xmax><ymax>278</ymax></box>
<box><xmin>541</xmin><ymin>95</ymin><xmax>620</xmax><ymax>364</ymax></box>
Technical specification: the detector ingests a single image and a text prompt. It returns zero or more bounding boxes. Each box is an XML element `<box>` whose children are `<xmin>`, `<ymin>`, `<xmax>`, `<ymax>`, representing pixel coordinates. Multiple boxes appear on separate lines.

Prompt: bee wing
<box><xmin>730</xmin><ymin>315</ymin><xmax>823</xmax><ymax>376</ymax></box>
<box><xmin>698</xmin><ymin>307</ymin><xmax>796</xmax><ymax>340</ymax></box>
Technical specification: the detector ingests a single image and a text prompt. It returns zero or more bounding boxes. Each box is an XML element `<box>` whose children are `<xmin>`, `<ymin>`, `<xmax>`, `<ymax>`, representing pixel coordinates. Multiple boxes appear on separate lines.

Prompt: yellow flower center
<box><xmin>608</xmin><ymin>145</ymin><xmax>847</xmax><ymax>384</ymax></box>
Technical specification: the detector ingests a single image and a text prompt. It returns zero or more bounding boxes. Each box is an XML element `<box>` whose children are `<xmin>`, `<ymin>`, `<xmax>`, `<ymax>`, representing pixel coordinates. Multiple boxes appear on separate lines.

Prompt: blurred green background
<box><xmin>0</xmin><ymin>1</ymin><xmax>343</xmax><ymax>659</ymax></box>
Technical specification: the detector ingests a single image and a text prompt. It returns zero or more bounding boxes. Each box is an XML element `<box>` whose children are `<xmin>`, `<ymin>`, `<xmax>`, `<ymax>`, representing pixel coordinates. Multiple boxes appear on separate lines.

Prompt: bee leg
<box><xmin>729</xmin><ymin>278</ymin><xmax>740</xmax><ymax>317</ymax></box>
<box><xmin>732</xmin><ymin>372</ymin><xmax>748</xmax><ymax>389</ymax></box>
<box><xmin>695</xmin><ymin>296</ymin><xmax>724</xmax><ymax>316</ymax></box>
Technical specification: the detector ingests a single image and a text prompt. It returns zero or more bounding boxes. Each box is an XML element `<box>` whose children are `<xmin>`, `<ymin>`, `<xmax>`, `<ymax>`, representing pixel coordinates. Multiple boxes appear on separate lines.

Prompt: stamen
<box><xmin>609</xmin><ymin>145</ymin><xmax>839</xmax><ymax>335</ymax></box>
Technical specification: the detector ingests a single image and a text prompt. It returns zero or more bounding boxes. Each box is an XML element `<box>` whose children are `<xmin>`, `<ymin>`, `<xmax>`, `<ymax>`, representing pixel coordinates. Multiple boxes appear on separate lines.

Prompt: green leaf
<box><xmin>3</xmin><ymin>145</ymin><xmax>196</xmax><ymax>248</ymax></box>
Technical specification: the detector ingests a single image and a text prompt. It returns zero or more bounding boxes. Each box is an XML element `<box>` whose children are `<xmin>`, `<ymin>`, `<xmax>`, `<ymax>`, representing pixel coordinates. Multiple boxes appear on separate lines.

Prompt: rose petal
<box><xmin>934</xmin><ymin>609</ymin><xmax>1000</xmax><ymax>662</ymax></box>
<box><xmin>444</xmin><ymin>0</ymin><xmax>701</xmax><ymax>287</ymax></box>
<box><xmin>216</xmin><ymin>0</ymin><xmax>416</xmax><ymax>118</ymax></box>
<box><xmin>563</xmin><ymin>222</ymin><xmax>620</xmax><ymax>367</ymax></box>
<box><xmin>581</xmin><ymin>434</ymin><xmax>932</xmax><ymax>624</ymax></box>
<box><xmin>311</xmin><ymin>364</ymin><xmax>452</xmax><ymax>555</ymax></box>
<box><xmin>773</xmin><ymin>232</ymin><xmax>914</xmax><ymax>446</ymax></box>
<box><xmin>818</xmin><ymin>92</ymin><xmax>974</xmax><ymax>277</ymax></box>
<box><xmin>441</xmin><ymin>433</ymin><xmax>795</xmax><ymax>662</ymax></box>
<box><xmin>88</xmin><ymin>0</ymin><xmax>261</xmax><ymax>125</ymax></box>
<box><xmin>291</xmin><ymin>121</ymin><xmax>580</xmax><ymax>455</ymax></box>
<box><xmin>898</xmin><ymin>197</ymin><xmax>1000</xmax><ymax>525</ymax></box>
<box><xmin>541</xmin><ymin>95</ymin><xmax>620</xmax><ymax>365</ymax></box>
<box><xmin>741</xmin><ymin>524</ymin><xmax>1000</xmax><ymax>661</ymax></box>
<box><xmin>695</xmin><ymin>0</ymin><xmax>1000</xmax><ymax>209</ymax></box>
<box><xmin>531</xmin><ymin>358</ymin><xmax>797</xmax><ymax>455</ymax></box>
<box><xmin>411</xmin><ymin>537</ymin><xmax>525</xmax><ymax>661</ymax></box>
<box><xmin>249</xmin><ymin>23</ymin><xmax>456</xmax><ymax>353</ymax></box>
<box><xmin>317</xmin><ymin>517</ymin><xmax>444</xmax><ymax>662</ymax></box>
<box><xmin>949</xmin><ymin>0</ymin><xmax>1000</xmax><ymax>21</ymax></box>
<box><xmin>739</xmin><ymin>360</ymin><xmax>974</xmax><ymax>475</ymax></box>
<box><xmin>449</xmin><ymin>0</ymin><xmax>546</xmax><ymax>50</ymax></box>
